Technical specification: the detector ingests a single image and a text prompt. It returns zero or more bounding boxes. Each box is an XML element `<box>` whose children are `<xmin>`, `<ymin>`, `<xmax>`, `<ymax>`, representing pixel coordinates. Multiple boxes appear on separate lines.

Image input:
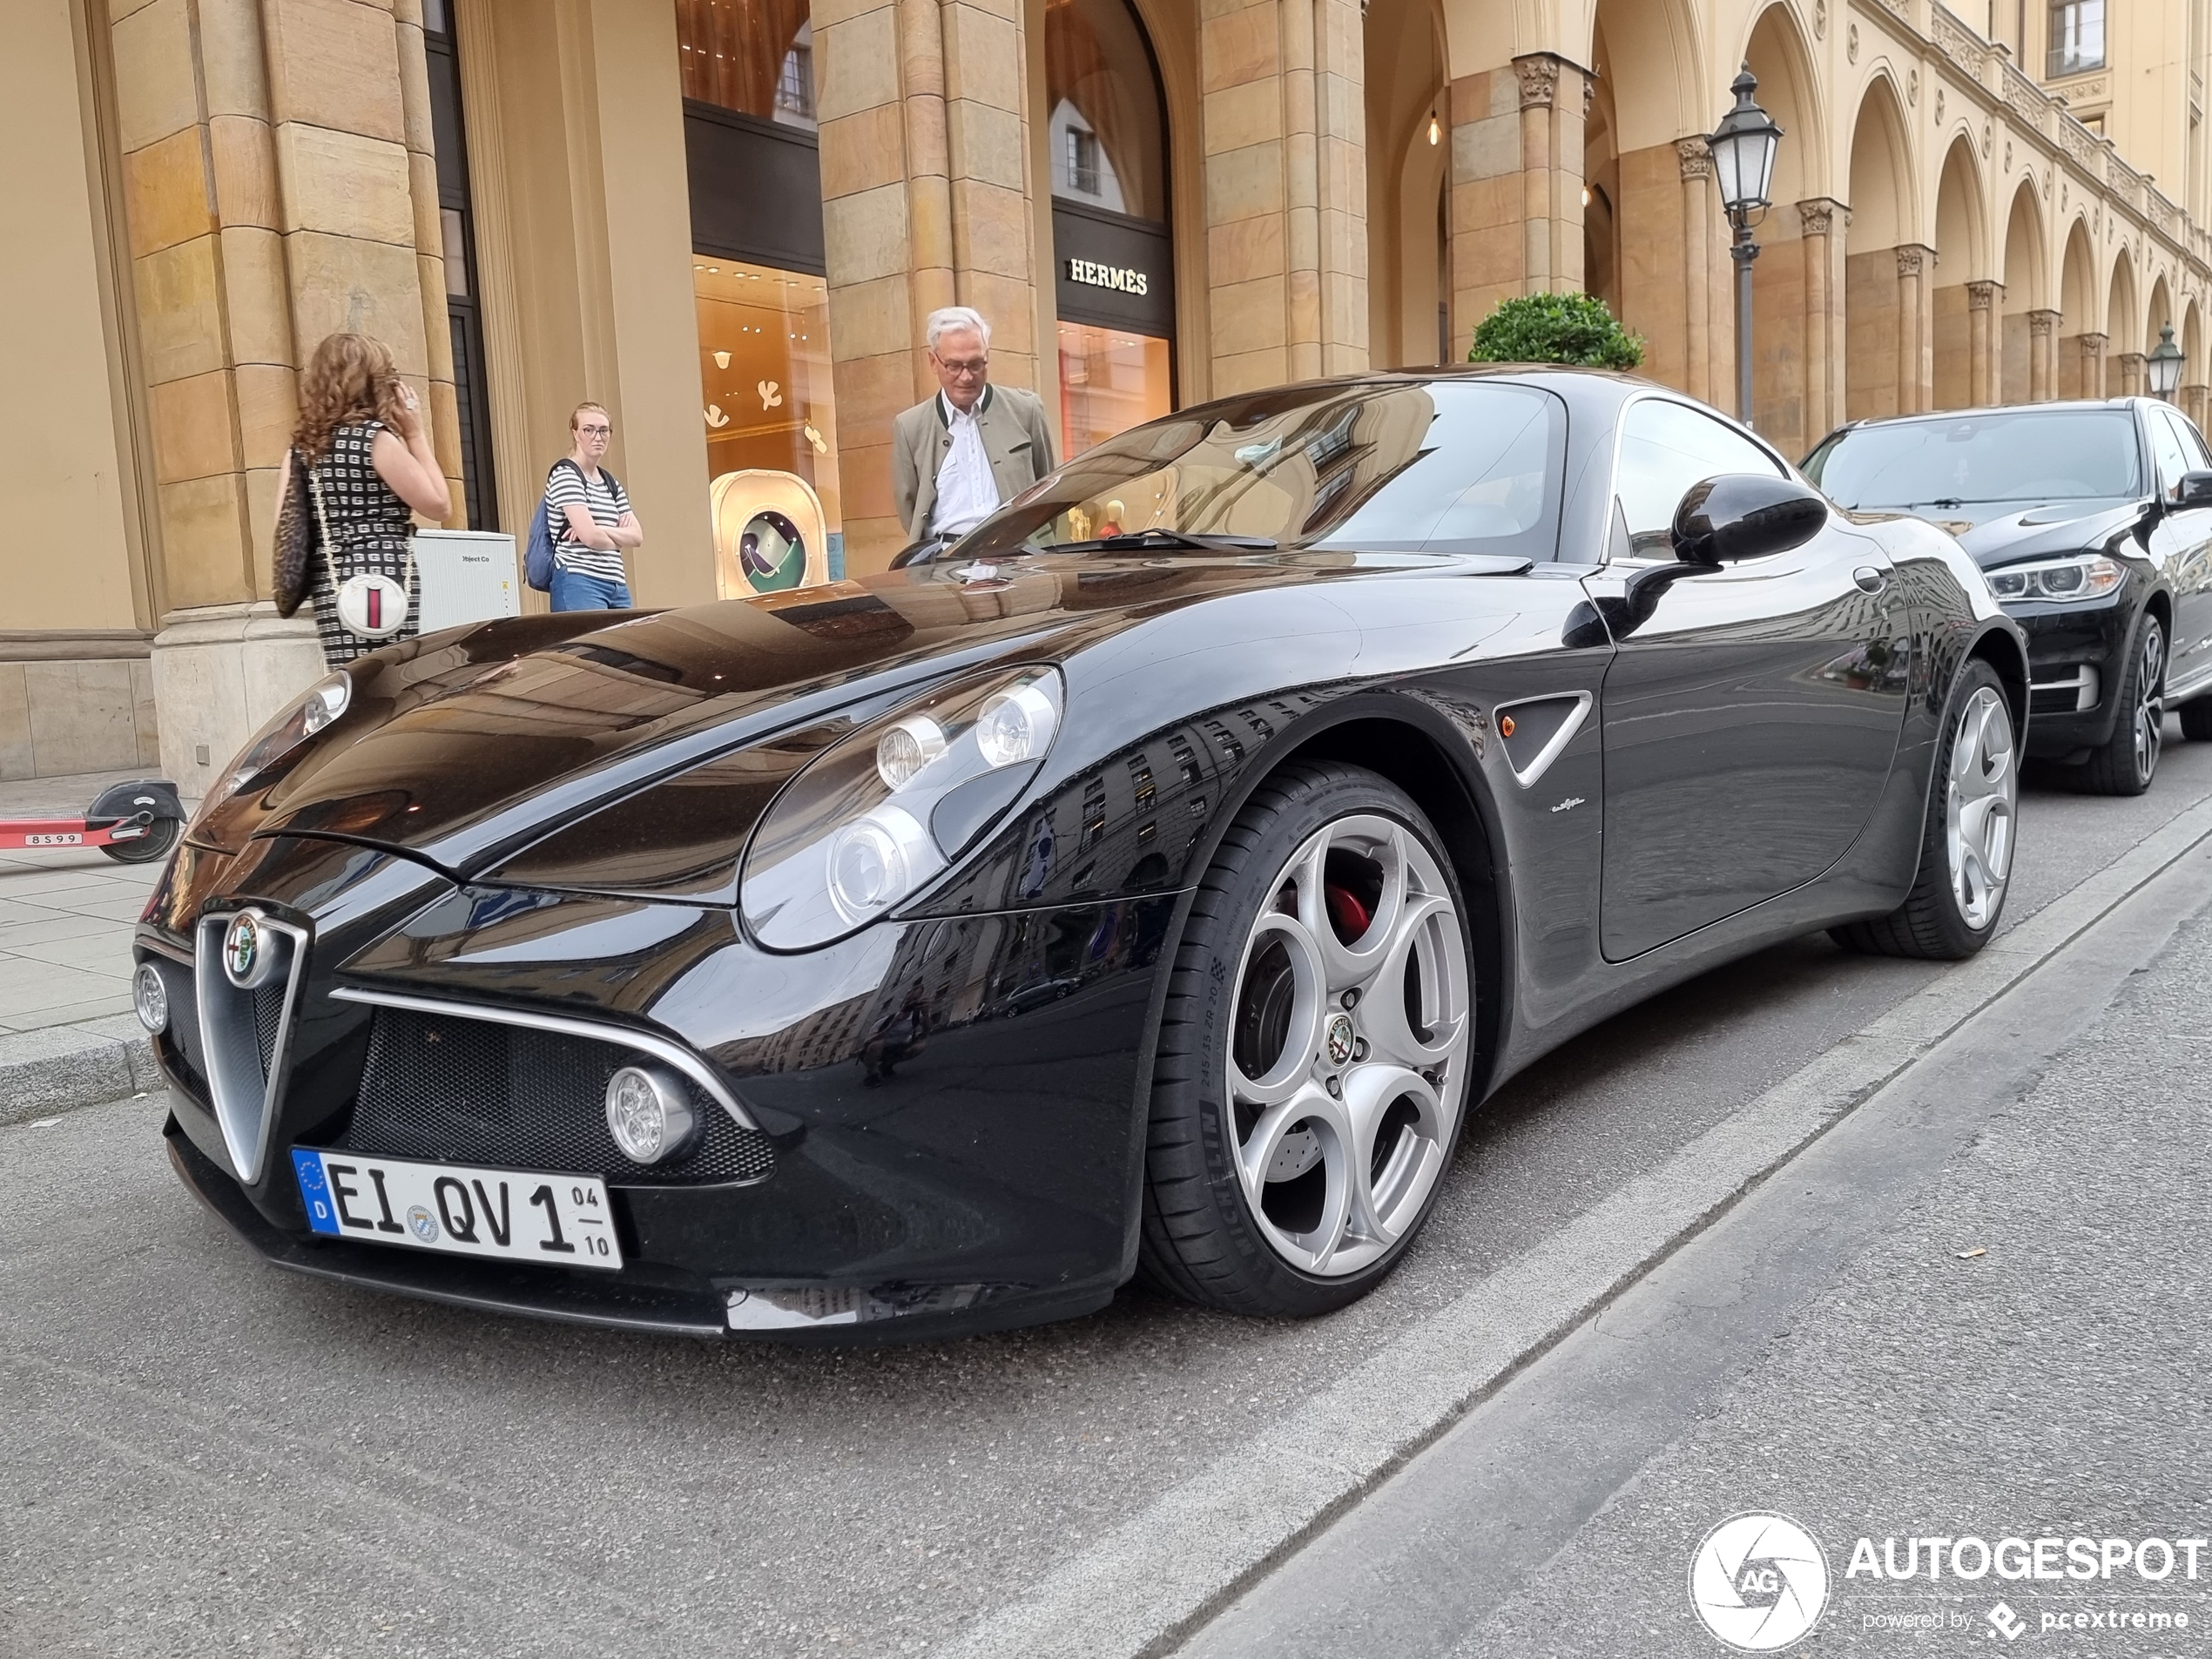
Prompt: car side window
<box><xmin>2149</xmin><ymin>410</ymin><xmax>2193</xmax><ymax>497</ymax></box>
<box><xmin>2162</xmin><ymin>408</ymin><xmax>2212</xmax><ymax>476</ymax></box>
<box><xmin>1613</xmin><ymin>400</ymin><xmax>1786</xmax><ymax>559</ymax></box>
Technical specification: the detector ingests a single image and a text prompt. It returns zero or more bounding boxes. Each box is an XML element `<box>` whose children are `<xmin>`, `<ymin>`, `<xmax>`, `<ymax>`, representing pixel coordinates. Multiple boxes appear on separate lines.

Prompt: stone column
<box><xmin>816</xmin><ymin>0</ymin><xmax>1043</xmax><ymax>568</ymax></box>
<box><xmin>1966</xmin><ymin>280</ymin><xmax>2000</xmax><ymax>407</ymax></box>
<box><xmin>2119</xmin><ymin>351</ymin><xmax>2148</xmax><ymax>396</ymax></box>
<box><xmin>2027</xmin><ymin>310</ymin><xmax>2060</xmax><ymax>401</ymax></box>
<box><xmin>1512</xmin><ymin>53</ymin><xmax>1584</xmax><ymax>298</ymax></box>
<box><xmin>1198</xmin><ymin>0</ymin><xmax>1367</xmax><ymax>394</ymax></box>
<box><xmin>2185</xmin><ymin>385</ymin><xmax>2209</xmax><ymax>428</ymax></box>
<box><xmin>109</xmin><ymin>0</ymin><xmax>455</xmax><ymax>793</ymax></box>
<box><xmin>1447</xmin><ymin>51</ymin><xmax>1587</xmax><ymax>357</ymax></box>
<box><xmin>1797</xmin><ymin>199</ymin><xmax>1845</xmax><ymax>440</ymax></box>
<box><xmin>1896</xmin><ymin>246</ymin><xmax>1932</xmax><ymax>414</ymax></box>
<box><xmin>1677</xmin><ymin>140</ymin><xmax>1714</xmax><ymax>406</ymax></box>
<box><xmin>2080</xmin><ymin>332</ymin><xmax>2107</xmax><ymax>397</ymax></box>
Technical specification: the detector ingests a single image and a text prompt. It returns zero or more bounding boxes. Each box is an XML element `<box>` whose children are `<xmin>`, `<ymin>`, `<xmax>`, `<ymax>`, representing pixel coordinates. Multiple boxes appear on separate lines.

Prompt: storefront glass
<box><xmin>693</xmin><ymin>257</ymin><xmax>844</xmax><ymax>592</ymax></box>
<box><xmin>1045</xmin><ymin>0</ymin><xmax>1174</xmax><ymax>455</ymax></box>
<box><xmin>678</xmin><ymin>0</ymin><xmax>814</xmax><ymax>125</ymax></box>
<box><xmin>1058</xmin><ymin>323</ymin><xmax>1171</xmax><ymax>459</ymax></box>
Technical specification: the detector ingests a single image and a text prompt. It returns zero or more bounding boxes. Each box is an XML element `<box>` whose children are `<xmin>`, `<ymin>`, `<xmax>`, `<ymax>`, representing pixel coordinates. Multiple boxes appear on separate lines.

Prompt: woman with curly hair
<box><xmin>279</xmin><ymin>333</ymin><xmax>451</xmax><ymax>667</ymax></box>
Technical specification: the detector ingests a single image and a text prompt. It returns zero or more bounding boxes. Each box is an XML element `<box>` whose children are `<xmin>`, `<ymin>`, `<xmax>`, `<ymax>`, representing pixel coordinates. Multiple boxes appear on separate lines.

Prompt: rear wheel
<box><xmin>2076</xmin><ymin>610</ymin><xmax>2164</xmax><ymax>796</ymax></box>
<box><xmin>100</xmin><ymin>818</ymin><xmax>179</xmax><ymax>864</ymax></box>
<box><xmin>1137</xmin><ymin>763</ymin><xmax>1474</xmax><ymax>1316</ymax></box>
<box><xmin>1831</xmin><ymin>659</ymin><xmax>2016</xmax><ymax>960</ymax></box>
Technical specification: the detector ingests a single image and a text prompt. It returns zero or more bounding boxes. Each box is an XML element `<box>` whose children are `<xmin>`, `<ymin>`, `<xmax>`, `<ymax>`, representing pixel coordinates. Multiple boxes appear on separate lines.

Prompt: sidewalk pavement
<box><xmin>0</xmin><ymin>769</ymin><xmax>185</xmax><ymax>1124</ymax></box>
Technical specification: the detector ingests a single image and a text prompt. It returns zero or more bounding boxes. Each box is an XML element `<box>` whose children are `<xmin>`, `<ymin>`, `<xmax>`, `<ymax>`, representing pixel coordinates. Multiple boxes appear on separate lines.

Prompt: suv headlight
<box><xmin>1986</xmin><ymin>555</ymin><xmax>2126</xmax><ymax>604</ymax></box>
<box><xmin>741</xmin><ymin>665</ymin><xmax>1063</xmax><ymax>949</ymax></box>
<box><xmin>190</xmin><ymin>672</ymin><xmax>353</xmax><ymax>826</ymax></box>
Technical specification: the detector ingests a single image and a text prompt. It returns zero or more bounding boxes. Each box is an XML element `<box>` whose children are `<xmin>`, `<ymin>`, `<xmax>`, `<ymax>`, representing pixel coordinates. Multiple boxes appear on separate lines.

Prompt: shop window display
<box><xmin>694</xmin><ymin>258</ymin><xmax>843</xmax><ymax>593</ymax></box>
<box><xmin>1058</xmin><ymin>323</ymin><xmax>1171</xmax><ymax>462</ymax></box>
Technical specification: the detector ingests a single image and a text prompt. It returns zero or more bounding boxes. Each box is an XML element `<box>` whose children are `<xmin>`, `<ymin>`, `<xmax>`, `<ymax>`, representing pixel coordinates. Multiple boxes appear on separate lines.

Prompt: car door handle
<box><xmin>1851</xmin><ymin>566</ymin><xmax>1888</xmax><ymax>595</ymax></box>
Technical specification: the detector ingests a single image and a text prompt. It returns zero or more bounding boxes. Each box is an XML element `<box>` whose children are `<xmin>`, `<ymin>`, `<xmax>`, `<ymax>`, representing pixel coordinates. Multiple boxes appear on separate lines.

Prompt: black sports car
<box><xmin>1806</xmin><ymin>398</ymin><xmax>2212</xmax><ymax>795</ymax></box>
<box><xmin>138</xmin><ymin>368</ymin><xmax>2027</xmax><ymax>1341</ymax></box>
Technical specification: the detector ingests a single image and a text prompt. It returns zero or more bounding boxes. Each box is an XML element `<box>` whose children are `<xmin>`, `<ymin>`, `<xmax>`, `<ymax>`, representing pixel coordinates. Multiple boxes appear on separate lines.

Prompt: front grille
<box><xmin>253</xmin><ymin>982</ymin><xmax>287</xmax><ymax>1078</ymax></box>
<box><xmin>333</xmin><ymin>1008</ymin><xmax>773</xmax><ymax>1186</ymax></box>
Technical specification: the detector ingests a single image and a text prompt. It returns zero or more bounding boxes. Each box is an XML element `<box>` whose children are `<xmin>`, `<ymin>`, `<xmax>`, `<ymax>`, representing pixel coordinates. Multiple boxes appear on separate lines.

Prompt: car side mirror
<box><xmin>1670</xmin><ymin>473</ymin><xmax>1830</xmax><ymax>565</ymax></box>
<box><xmin>2176</xmin><ymin>470</ymin><xmax>2212</xmax><ymax>509</ymax></box>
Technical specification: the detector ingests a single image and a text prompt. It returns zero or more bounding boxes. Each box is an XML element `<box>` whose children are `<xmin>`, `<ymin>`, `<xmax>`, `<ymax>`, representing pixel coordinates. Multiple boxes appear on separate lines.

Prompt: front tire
<box><xmin>2076</xmin><ymin>609</ymin><xmax>2164</xmax><ymax>796</ymax></box>
<box><xmin>1831</xmin><ymin>659</ymin><xmax>2017</xmax><ymax>961</ymax></box>
<box><xmin>1137</xmin><ymin>763</ymin><xmax>1474</xmax><ymax>1317</ymax></box>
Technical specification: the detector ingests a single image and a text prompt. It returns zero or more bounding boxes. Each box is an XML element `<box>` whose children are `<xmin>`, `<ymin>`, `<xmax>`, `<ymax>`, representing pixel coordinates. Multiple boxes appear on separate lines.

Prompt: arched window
<box><xmin>1047</xmin><ymin>0</ymin><xmax>1176</xmax><ymax>456</ymax></box>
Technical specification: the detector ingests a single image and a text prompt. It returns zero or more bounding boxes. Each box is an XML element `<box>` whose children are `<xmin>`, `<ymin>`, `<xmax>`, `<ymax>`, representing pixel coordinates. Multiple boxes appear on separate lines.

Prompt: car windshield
<box><xmin>957</xmin><ymin>380</ymin><xmax>1566</xmax><ymax>560</ymax></box>
<box><xmin>1804</xmin><ymin>409</ymin><xmax>2143</xmax><ymax>509</ymax></box>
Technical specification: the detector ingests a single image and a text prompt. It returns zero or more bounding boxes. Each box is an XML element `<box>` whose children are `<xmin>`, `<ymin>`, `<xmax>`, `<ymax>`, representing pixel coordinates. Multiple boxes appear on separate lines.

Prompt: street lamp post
<box><xmin>1706</xmin><ymin>66</ymin><xmax>1784</xmax><ymax>427</ymax></box>
<box><xmin>2148</xmin><ymin>323</ymin><xmax>2184</xmax><ymax>401</ymax></box>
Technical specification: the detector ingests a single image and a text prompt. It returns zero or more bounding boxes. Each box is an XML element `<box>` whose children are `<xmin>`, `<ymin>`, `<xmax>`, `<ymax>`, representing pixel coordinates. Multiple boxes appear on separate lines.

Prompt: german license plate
<box><xmin>291</xmin><ymin>1150</ymin><xmax>623</xmax><ymax>1270</ymax></box>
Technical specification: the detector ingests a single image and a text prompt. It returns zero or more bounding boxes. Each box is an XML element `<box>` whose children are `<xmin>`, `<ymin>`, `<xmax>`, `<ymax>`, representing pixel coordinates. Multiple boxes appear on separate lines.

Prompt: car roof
<box><xmin>1826</xmin><ymin>398</ymin><xmax>2151</xmax><ymax>435</ymax></box>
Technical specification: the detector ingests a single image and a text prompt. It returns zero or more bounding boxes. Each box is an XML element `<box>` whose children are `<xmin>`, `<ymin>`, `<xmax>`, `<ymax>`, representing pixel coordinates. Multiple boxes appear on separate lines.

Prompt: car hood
<box><xmin>194</xmin><ymin>549</ymin><xmax>1521</xmax><ymax>873</ymax></box>
<box><xmin>1932</xmin><ymin>498</ymin><xmax>2148</xmax><ymax>569</ymax></box>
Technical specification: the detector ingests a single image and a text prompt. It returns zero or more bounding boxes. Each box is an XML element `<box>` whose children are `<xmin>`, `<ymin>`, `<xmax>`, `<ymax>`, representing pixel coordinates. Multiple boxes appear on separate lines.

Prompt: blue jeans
<box><xmin>550</xmin><ymin>567</ymin><xmax>633</xmax><ymax>611</ymax></box>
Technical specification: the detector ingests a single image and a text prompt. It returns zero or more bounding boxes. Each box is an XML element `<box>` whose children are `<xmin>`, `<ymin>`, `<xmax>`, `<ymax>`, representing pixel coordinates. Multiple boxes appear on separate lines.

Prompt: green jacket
<box><xmin>891</xmin><ymin>384</ymin><xmax>1058</xmax><ymax>543</ymax></box>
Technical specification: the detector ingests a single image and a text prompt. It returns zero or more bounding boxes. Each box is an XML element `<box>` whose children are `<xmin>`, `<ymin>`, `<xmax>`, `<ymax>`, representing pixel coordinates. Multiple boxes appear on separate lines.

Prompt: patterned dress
<box><xmin>307</xmin><ymin>419</ymin><xmax>420</xmax><ymax>668</ymax></box>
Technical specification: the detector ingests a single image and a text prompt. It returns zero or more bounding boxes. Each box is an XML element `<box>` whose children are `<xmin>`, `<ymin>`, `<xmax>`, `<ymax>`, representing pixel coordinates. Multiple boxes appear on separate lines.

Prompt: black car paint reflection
<box><xmin>143</xmin><ymin>368</ymin><xmax>2026</xmax><ymax>1341</ymax></box>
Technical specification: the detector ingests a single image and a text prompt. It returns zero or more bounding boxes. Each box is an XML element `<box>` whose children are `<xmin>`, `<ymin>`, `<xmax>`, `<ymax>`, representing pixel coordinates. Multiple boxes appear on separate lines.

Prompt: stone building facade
<box><xmin>13</xmin><ymin>0</ymin><xmax>2212</xmax><ymax>786</ymax></box>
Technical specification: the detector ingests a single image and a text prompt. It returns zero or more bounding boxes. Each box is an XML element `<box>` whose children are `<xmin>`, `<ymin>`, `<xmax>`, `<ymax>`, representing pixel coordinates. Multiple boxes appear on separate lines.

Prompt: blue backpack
<box><xmin>525</xmin><ymin>459</ymin><xmax>620</xmax><ymax>591</ymax></box>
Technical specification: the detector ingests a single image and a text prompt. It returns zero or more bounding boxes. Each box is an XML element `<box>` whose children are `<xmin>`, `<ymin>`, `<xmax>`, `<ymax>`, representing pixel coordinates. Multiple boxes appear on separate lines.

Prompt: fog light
<box><xmin>604</xmin><ymin>1063</ymin><xmax>698</xmax><ymax>1163</ymax></box>
<box><xmin>132</xmin><ymin>962</ymin><xmax>169</xmax><ymax>1035</ymax></box>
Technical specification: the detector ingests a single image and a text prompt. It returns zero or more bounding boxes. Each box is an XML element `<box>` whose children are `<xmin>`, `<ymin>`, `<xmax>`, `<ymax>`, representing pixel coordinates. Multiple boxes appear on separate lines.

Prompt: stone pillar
<box><xmin>1966</xmin><ymin>281</ymin><xmax>2000</xmax><ymax>407</ymax></box>
<box><xmin>2027</xmin><ymin>310</ymin><xmax>2060</xmax><ymax>401</ymax></box>
<box><xmin>2080</xmin><ymin>332</ymin><xmax>2107</xmax><ymax>397</ymax></box>
<box><xmin>1447</xmin><ymin>51</ymin><xmax>1586</xmax><ymax>357</ymax></box>
<box><xmin>1198</xmin><ymin>0</ymin><xmax>1367</xmax><ymax>395</ymax></box>
<box><xmin>1512</xmin><ymin>53</ymin><xmax>1584</xmax><ymax>299</ymax></box>
<box><xmin>816</xmin><ymin>0</ymin><xmax>1043</xmax><ymax>569</ymax></box>
<box><xmin>1797</xmin><ymin>199</ymin><xmax>1845</xmax><ymax>441</ymax></box>
<box><xmin>2119</xmin><ymin>351</ymin><xmax>2148</xmax><ymax>396</ymax></box>
<box><xmin>2185</xmin><ymin>385</ymin><xmax>2209</xmax><ymax>428</ymax></box>
<box><xmin>109</xmin><ymin>0</ymin><xmax>455</xmax><ymax>794</ymax></box>
<box><xmin>1677</xmin><ymin>140</ymin><xmax>1714</xmax><ymax>406</ymax></box>
<box><xmin>1896</xmin><ymin>246</ymin><xmax>1932</xmax><ymax>414</ymax></box>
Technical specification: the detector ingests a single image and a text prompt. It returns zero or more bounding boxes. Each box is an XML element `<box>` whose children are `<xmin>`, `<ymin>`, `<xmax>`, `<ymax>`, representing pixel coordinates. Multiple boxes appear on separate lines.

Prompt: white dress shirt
<box><xmin>930</xmin><ymin>389</ymin><xmax>1001</xmax><ymax>539</ymax></box>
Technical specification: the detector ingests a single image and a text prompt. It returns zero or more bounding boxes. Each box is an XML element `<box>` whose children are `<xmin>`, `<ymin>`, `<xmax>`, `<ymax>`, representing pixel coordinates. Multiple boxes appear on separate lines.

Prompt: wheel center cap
<box><xmin>1324</xmin><ymin>1010</ymin><xmax>1356</xmax><ymax>1068</ymax></box>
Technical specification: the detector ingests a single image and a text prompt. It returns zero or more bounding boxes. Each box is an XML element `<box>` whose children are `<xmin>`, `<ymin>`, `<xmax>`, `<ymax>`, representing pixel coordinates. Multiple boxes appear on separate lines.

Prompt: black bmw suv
<box><xmin>1806</xmin><ymin>399</ymin><xmax>2212</xmax><ymax>794</ymax></box>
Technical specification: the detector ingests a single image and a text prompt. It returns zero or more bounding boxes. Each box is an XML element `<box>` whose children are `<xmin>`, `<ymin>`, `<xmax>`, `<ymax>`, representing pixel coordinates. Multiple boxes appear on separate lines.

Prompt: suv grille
<box><xmin>333</xmin><ymin>1008</ymin><xmax>773</xmax><ymax>1187</ymax></box>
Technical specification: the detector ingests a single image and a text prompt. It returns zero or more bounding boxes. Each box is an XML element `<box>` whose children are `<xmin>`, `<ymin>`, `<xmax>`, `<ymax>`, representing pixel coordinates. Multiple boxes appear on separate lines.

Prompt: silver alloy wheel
<box><xmin>1224</xmin><ymin>813</ymin><xmax>1469</xmax><ymax>1278</ymax></box>
<box><xmin>2133</xmin><ymin>616</ymin><xmax>2166</xmax><ymax>784</ymax></box>
<box><xmin>1945</xmin><ymin>685</ymin><xmax>2018</xmax><ymax>931</ymax></box>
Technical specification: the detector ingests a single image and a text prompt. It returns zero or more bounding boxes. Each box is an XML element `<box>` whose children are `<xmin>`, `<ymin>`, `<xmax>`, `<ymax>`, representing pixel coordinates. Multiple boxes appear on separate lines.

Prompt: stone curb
<box><xmin>0</xmin><ymin>1015</ymin><xmax>161</xmax><ymax>1127</ymax></box>
<box><xmin>941</xmin><ymin>794</ymin><xmax>2212</xmax><ymax>1659</ymax></box>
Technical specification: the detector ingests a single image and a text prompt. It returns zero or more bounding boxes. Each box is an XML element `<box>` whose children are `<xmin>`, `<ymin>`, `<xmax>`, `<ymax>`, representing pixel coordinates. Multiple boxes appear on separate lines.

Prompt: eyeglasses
<box><xmin>935</xmin><ymin>357</ymin><xmax>989</xmax><ymax>378</ymax></box>
<box><xmin>577</xmin><ymin>424</ymin><xmax>612</xmax><ymax>436</ymax></box>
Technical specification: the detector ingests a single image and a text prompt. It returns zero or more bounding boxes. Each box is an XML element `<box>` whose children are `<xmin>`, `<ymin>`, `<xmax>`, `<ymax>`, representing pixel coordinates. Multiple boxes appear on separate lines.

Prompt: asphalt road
<box><xmin>7</xmin><ymin>728</ymin><xmax>2212</xmax><ymax>1659</ymax></box>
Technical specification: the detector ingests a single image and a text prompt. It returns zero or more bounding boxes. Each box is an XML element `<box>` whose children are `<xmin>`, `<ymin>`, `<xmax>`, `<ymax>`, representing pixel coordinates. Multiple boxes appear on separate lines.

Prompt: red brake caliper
<box><xmin>1325</xmin><ymin>883</ymin><xmax>1371</xmax><ymax>943</ymax></box>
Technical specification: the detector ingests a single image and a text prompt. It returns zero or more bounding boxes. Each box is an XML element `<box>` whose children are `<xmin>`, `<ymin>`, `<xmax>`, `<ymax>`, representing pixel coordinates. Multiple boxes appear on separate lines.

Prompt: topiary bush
<box><xmin>1467</xmin><ymin>291</ymin><xmax>1644</xmax><ymax>370</ymax></box>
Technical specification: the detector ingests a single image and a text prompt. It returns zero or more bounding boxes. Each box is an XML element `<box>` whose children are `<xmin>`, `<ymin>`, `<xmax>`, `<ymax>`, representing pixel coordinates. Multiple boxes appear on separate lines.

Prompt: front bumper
<box><xmin>2006</xmin><ymin>591</ymin><xmax>2138</xmax><ymax>758</ymax></box>
<box><xmin>141</xmin><ymin>833</ymin><xmax>1176</xmax><ymax>1341</ymax></box>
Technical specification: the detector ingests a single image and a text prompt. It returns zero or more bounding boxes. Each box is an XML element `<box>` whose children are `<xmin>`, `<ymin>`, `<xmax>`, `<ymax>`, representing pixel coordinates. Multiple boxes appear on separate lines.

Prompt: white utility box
<box><xmin>412</xmin><ymin>529</ymin><xmax>520</xmax><ymax>632</ymax></box>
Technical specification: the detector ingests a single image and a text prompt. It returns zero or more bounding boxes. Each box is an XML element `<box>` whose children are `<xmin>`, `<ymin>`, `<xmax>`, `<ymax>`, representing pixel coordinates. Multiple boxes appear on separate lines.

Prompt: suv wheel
<box><xmin>2078</xmin><ymin>610</ymin><xmax>2164</xmax><ymax>796</ymax></box>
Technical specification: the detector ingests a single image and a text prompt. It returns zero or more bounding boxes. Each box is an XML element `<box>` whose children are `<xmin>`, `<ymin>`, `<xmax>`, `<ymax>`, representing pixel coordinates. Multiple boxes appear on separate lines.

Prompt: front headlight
<box><xmin>741</xmin><ymin>665</ymin><xmax>1063</xmax><ymax>950</ymax></box>
<box><xmin>192</xmin><ymin>671</ymin><xmax>353</xmax><ymax>825</ymax></box>
<box><xmin>1986</xmin><ymin>554</ymin><xmax>2126</xmax><ymax>604</ymax></box>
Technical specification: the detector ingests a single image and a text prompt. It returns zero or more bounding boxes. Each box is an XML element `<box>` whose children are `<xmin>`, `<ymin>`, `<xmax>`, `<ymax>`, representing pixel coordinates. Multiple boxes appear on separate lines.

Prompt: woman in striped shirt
<box><xmin>545</xmin><ymin>402</ymin><xmax>644</xmax><ymax>610</ymax></box>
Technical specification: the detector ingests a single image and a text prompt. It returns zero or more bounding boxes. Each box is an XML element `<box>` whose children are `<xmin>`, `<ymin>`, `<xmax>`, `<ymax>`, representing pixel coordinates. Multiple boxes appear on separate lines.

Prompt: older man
<box><xmin>891</xmin><ymin>306</ymin><xmax>1057</xmax><ymax>554</ymax></box>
